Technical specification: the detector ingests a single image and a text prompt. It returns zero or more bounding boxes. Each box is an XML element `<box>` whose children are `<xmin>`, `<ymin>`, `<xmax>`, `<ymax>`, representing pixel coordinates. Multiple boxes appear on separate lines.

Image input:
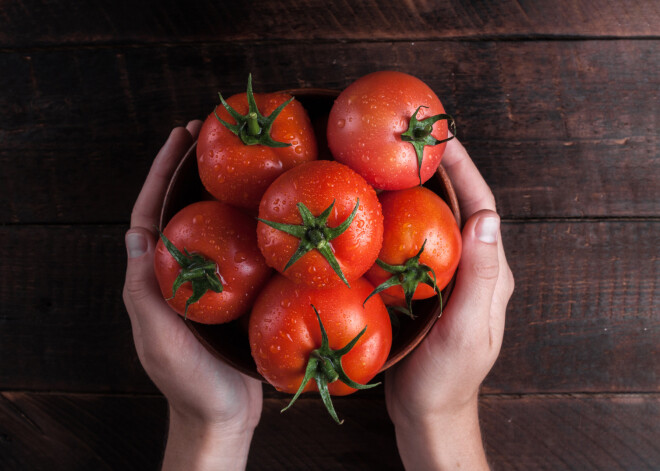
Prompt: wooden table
<box><xmin>1</xmin><ymin>2</ymin><xmax>658</xmax><ymax>469</ymax></box>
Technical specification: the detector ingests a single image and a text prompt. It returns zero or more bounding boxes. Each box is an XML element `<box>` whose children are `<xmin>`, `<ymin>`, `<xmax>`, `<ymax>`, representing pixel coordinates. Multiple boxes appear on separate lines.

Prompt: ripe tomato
<box><xmin>365</xmin><ymin>186</ymin><xmax>461</xmax><ymax>314</ymax></box>
<box><xmin>249</xmin><ymin>274</ymin><xmax>392</xmax><ymax>422</ymax></box>
<box><xmin>197</xmin><ymin>75</ymin><xmax>317</xmax><ymax>210</ymax></box>
<box><xmin>154</xmin><ymin>200</ymin><xmax>271</xmax><ymax>324</ymax></box>
<box><xmin>257</xmin><ymin>160</ymin><xmax>383</xmax><ymax>289</ymax></box>
<box><xmin>327</xmin><ymin>71</ymin><xmax>454</xmax><ymax>190</ymax></box>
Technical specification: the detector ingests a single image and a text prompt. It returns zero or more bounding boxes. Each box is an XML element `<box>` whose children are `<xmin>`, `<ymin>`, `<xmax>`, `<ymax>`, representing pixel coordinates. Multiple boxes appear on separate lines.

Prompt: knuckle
<box><xmin>473</xmin><ymin>261</ymin><xmax>499</xmax><ymax>281</ymax></box>
<box><xmin>124</xmin><ymin>276</ymin><xmax>153</xmax><ymax>303</ymax></box>
<box><xmin>483</xmin><ymin>194</ymin><xmax>497</xmax><ymax>211</ymax></box>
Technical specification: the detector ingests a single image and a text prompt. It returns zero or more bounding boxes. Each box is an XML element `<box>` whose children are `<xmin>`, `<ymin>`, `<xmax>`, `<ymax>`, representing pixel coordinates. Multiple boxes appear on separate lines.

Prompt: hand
<box><xmin>385</xmin><ymin>137</ymin><xmax>515</xmax><ymax>470</ymax></box>
<box><xmin>122</xmin><ymin>123</ymin><xmax>262</xmax><ymax>470</ymax></box>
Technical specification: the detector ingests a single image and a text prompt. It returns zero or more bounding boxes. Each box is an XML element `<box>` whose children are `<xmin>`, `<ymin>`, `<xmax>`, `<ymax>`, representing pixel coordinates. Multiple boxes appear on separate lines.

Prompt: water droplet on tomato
<box><xmin>336</xmin><ymin>119</ymin><xmax>346</xmax><ymax>128</ymax></box>
<box><xmin>192</xmin><ymin>215</ymin><xmax>204</xmax><ymax>225</ymax></box>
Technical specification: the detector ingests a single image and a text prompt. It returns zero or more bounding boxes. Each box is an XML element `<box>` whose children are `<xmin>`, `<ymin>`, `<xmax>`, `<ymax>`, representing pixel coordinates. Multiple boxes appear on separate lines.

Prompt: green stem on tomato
<box><xmin>257</xmin><ymin>199</ymin><xmax>360</xmax><ymax>287</ymax></box>
<box><xmin>157</xmin><ymin>228</ymin><xmax>223</xmax><ymax>318</ymax></box>
<box><xmin>280</xmin><ymin>305</ymin><xmax>379</xmax><ymax>424</ymax></box>
<box><xmin>400</xmin><ymin>106</ymin><xmax>456</xmax><ymax>185</ymax></box>
<box><xmin>363</xmin><ymin>239</ymin><xmax>442</xmax><ymax>318</ymax></box>
<box><xmin>214</xmin><ymin>73</ymin><xmax>294</xmax><ymax>147</ymax></box>
<box><xmin>247</xmin><ymin>112</ymin><xmax>261</xmax><ymax>136</ymax></box>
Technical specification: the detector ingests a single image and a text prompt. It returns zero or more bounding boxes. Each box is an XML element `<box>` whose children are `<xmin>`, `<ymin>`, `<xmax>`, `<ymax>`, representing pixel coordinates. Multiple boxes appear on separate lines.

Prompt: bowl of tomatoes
<box><xmin>157</xmin><ymin>73</ymin><xmax>462</xmax><ymax>421</ymax></box>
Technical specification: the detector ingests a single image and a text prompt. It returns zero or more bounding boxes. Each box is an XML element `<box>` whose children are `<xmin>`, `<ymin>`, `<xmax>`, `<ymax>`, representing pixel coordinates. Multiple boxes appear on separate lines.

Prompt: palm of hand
<box><xmin>132</xmin><ymin>305</ymin><xmax>263</xmax><ymax>428</ymax></box>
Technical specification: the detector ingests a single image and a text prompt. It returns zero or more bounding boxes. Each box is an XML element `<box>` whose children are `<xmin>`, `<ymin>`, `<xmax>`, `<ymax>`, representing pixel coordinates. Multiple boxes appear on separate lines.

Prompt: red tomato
<box><xmin>249</xmin><ymin>274</ymin><xmax>392</xmax><ymax>421</ymax></box>
<box><xmin>257</xmin><ymin>160</ymin><xmax>383</xmax><ymax>289</ymax></box>
<box><xmin>197</xmin><ymin>77</ymin><xmax>317</xmax><ymax>210</ymax></box>
<box><xmin>327</xmin><ymin>71</ymin><xmax>454</xmax><ymax>190</ymax></box>
<box><xmin>154</xmin><ymin>200</ymin><xmax>271</xmax><ymax>324</ymax></box>
<box><xmin>365</xmin><ymin>186</ymin><xmax>461</xmax><ymax>310</ymax></box>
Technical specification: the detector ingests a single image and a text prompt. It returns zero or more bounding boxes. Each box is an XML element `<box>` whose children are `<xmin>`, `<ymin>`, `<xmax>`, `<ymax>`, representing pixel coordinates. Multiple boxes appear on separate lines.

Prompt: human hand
<box><xmin>385</xmin><ymin>137</ymin><xmax>514</xmax><ymax>470</ymax></box>
<box><xmin>122</xmin><ymin>123</ymin><xmax>262</xmax><ymax>470</ymax></box>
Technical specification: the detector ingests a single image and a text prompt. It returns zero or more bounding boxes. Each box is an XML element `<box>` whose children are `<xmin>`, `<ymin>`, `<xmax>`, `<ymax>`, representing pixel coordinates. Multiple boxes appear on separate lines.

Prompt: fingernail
<box><xmin>475</xmin><ymin>216</ymin><xmax>499</xmax><ymax>244</ymax></box>
<box><xmin>126</xmin><ymin>232</ymin><xmax>148</xmax><ymax>258</ymax></box>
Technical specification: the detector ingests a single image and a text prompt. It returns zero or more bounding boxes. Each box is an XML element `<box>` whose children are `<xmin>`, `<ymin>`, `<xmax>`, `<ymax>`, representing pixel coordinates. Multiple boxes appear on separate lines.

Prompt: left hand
<box><xmin>122</xmin><ymin>122</ymin><xmax>262</xmax><ymax>469</ymax></box>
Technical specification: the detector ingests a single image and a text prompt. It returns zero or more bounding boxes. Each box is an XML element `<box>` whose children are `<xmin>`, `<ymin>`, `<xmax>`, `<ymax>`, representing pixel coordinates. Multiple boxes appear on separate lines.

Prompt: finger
<box><xmin>123</xmin><ymin>227</ymin><xmax>183</xmax><ymax>334</ymax></box>
<box><xmin>186</xmin><ymin>119</ymin><xmax>203</xmax><ymax>139</ymax></box>
<box><xmin>130</xmin><ymin>126</ymin><xmax>194</xmax><ymax>230</ymax></box>
<box><xmin>489</xmin><ymin>234</ymin><xmax>514</xmax><ymax>351</ymax></box>
<box><xmin>439</xmin><ymin>210</ymin><xmax>501</xmax><ymax>346</ymax></box>
<box><xmin>442</xmin><ymin>137</ymin><xmax>496</xmax><ymax>219</ymax></box>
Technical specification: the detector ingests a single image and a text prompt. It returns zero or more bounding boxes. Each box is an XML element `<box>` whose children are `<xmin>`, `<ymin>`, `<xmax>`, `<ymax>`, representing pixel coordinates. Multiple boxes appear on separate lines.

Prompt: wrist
<box><xmin>162</xmin><ymin>406</ymin><xmax>256</xmax><ymax>471</ymax></box>
<box><xmin>393</xmin><ymin>396</ymin><xmax>489</xmax><ymax>471</ymax></box>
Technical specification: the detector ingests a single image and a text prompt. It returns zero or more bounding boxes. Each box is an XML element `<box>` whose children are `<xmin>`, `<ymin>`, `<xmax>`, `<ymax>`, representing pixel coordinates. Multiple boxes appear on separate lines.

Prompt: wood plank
<box><xmin>1</xmin><ymin>40</ymin><xmax>657</xmax><ymax>223</ymax></box>
<box><xmin>0</xmin><ymin>225</ymin><xmax>156</xmax><ymax>394</ymax></box>
<box><xmin>485</xmin><ymin>220</ymin><xmax>660</xmax><ymax>394</ymax></box>
<box><xmin>1</xmin><ymin>392</ymin><xmax>658</xmax><ymax>470</ymax></box>
<box><xmin>0</xmin><ymin>392</ymin><xmax>167</xmax><ymax>470</ymax></box>
<box><xmin>0</xmin><ymin>220</ymin><xmax>657</xmax><ymax>394</ymax></box>
<box><xmin>1</xmin><ymin>0</ymin><xmax>658</xmax><ymax>47</ymax></box>
<box><xmin>479</xmin><ymin>394</ymin><xmax>660</xmax><ymax>471</ymax></box>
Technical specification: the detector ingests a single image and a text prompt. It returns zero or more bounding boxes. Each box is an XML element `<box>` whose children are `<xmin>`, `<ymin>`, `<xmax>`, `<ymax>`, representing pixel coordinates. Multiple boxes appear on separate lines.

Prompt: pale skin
<box><xmin>123</xmin><ymin>124</ymin><xmax>514</xmax><ymax>471</ymax></box>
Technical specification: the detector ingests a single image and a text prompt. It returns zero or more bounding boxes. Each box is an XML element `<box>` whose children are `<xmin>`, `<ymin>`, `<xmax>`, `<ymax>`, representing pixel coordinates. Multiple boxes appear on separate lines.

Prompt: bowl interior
<box><xmin>160</xmin><ymin>89</ymin><xmax>461</xmax><ymax>381</ymax></box>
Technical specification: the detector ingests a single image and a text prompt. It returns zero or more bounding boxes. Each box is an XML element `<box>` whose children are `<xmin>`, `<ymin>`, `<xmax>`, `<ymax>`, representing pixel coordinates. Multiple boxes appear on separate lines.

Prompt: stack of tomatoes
<box><xmin>154</xmin><ymin>71</ymin><xmax>462</xmax><ymax>423</ymax></box>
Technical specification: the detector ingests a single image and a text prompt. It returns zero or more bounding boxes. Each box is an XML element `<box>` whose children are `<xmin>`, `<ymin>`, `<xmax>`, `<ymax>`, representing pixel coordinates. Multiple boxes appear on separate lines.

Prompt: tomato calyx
<box><xmin>214</xmin><ymin>74</ymin><xmax>294</xmax><ymax>148</ymax></box>
<box><xmin>400</xmin><ymin>106</ymin><xmax>456</xmax><ymax>185</ymax></box>
<box><xmin>281</xmin><ymin>305</ymin><xmax>379</xmax><ymax>424</ymax></box>
<box><xmin>157</xmin><ymin>229</ymin><xmax>223</xmax><ymax>318</ymax></box>
<box><xmin>258</xmin><ymin>199</ymin><xmax>360</xmax><ymax>287</ymax></box>
<box><xmin>364</xmin><ymin>239</ymin><xmax>442</xmax><ymax>318</ymax></box>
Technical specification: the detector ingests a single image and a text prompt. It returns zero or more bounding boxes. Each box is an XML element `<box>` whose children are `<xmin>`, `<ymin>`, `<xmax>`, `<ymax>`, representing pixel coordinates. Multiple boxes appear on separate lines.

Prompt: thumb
<box><xmin>124</xmin><ymin>226</ymin><xmax>158</xmax><ymax>295</ymax></box>
<box><xmin>441</xmin><ymin>210</ymin><xmax>501</xmax><ymax>341</ymax></box>
<box><xmin>123</xmin><ymin>227</ymin><xmax>162</xmax><ymax>322</ymax></box>
<box><xmin>123</xmin><ymin>226</ymin><xmax>182</xmax><ymax>333</ymax></box>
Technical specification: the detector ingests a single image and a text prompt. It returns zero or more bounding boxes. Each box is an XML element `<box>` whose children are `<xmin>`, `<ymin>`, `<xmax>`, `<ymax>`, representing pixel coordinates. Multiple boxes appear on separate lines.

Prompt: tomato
<box><xmin>154</xmin><ymin>200</ymin><xmax>271</xmax><ymax>324</ymax></box>
<box><xmin>327</xmin><ymin>71</ymin><xmax>454</xmax><ymax>190</ymax></box>
<box><xmin>197</xmin><ymin>75</ymin><xmax>317</xmax><ymax>210</ymax></box>
<box><xmin>365</xmin><ymin>186</ymin><xmax>461</xmax><ymax>315</ymax></box>
<box><xmin>257</xmin><ymin>160</ymin><xmax>383</xmax><ymax>289</ymax></box>
<box><xmin>249</xmin><ymin>274</ymin><xmax>392</xmax><ymax>422</ymax></box>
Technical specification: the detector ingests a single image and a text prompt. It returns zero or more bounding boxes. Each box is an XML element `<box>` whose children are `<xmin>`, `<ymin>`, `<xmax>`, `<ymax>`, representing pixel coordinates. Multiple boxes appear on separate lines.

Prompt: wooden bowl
<box><xmin>159</xmin><ymin>89</ymin><xmax>461</xmax><ymax>380</ymax></box>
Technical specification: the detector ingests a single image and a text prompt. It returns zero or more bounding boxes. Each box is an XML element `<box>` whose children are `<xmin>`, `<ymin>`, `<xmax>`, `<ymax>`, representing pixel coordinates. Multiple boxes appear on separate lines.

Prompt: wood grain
<box><xmin>486</xmin><ymin>220</ymin><xmax>660</xmax><ymax>393</ymax></box>
<box><xmin>1</xmin><ymin>40</ymin><xmax>657</xmax><ymax>223</ymax></box>
<box><xmin>1</xmin><ymin>392</ymin><xmax>658</xmax><ymax>470</ymax></box>
<box><xmin>1</xmin><ymin>3</ymin><xmax>658</xmax><ymax>469</ymax></box>
<box><xmin>1</xmin><ymin>221</ymin><xmax>657</xmax><ymax>394</ymax></box>
<box><xmin>1</xmin><ymin>0</ymin><xmax>658</xmax><ymax>48</ymax></box>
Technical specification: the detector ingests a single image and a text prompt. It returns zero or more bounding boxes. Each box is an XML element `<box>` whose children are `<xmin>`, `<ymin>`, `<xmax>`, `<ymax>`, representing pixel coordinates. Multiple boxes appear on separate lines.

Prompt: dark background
<box><xmin>1</xmin><ymin>1</ymin><xmax>658</xmax><ymax>469</ymax></box>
